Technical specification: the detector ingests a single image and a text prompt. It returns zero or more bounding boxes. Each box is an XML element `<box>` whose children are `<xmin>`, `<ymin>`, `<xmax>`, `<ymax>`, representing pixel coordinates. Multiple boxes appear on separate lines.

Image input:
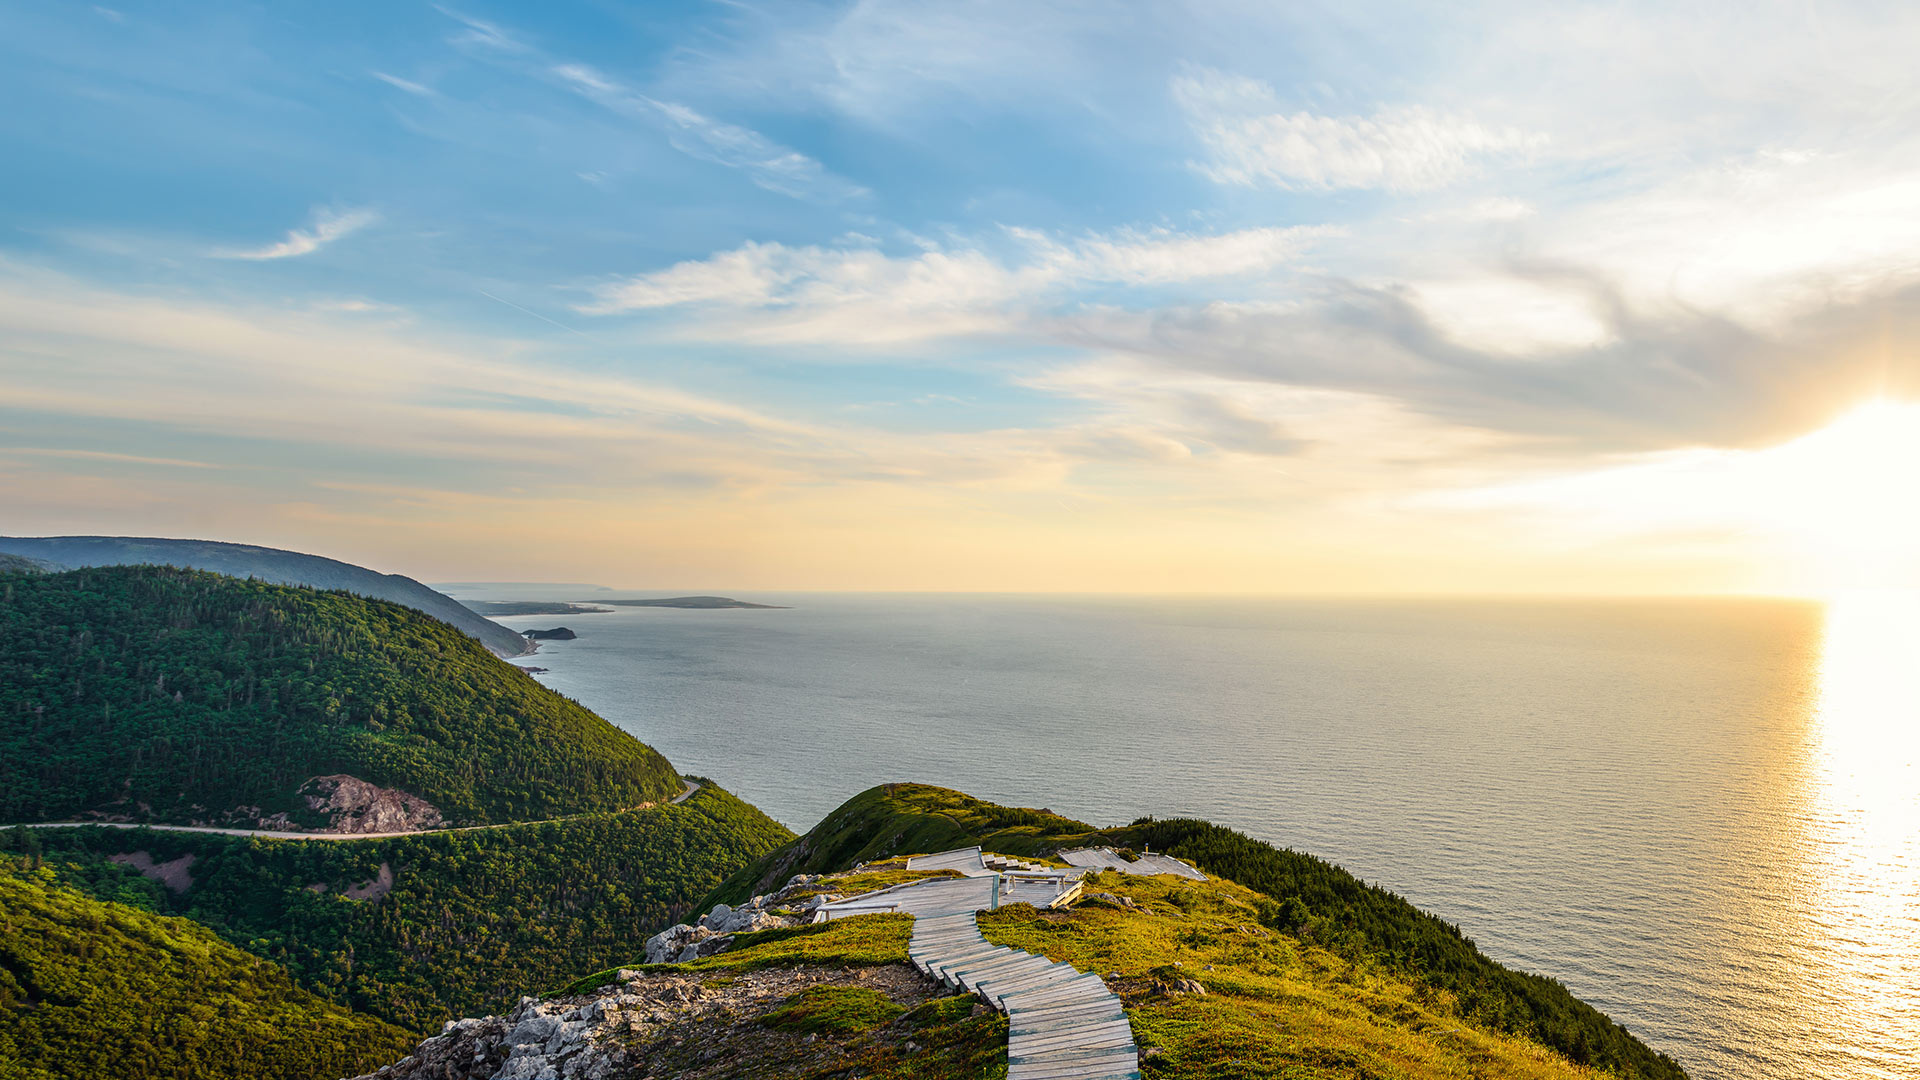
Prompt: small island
<box><xmin>521</xmin><ymin>627</ymin><xmax>577</xmax><ymax>640</ymax></box>
<box><xmin>468</xmin><ymin>602</ymin><xmax>614</xmax><ymax>616</ymax></box>
<box><xmin>603</xmin><ymin>596</ymin><xmax>786</xmax><ymax>609</ymax></box>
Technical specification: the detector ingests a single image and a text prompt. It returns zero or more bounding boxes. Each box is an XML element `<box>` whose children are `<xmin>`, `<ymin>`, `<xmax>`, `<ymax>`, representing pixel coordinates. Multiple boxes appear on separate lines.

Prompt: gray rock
<box><xmin>507</xmin><ymin>1012</ymin><xmax>559</xmax><ymax>1047</ymax></box>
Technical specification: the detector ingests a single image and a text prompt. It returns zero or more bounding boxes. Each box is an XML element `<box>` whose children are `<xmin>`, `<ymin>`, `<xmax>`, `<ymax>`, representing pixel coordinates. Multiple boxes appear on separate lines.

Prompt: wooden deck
<box><xmin>816</xmin><ymin>850</ymin><xmax>1141</xmax><ymax>1080</ymax></box>
<box><xmin>1060</xmin><ymin>847</ymin><xmax>1206</xmax><ymax>880</ymax></box>
<box><xmin>906</xmin><ymin>845</ymin><xmax>1060</xmax><ymax>877</ymax></box>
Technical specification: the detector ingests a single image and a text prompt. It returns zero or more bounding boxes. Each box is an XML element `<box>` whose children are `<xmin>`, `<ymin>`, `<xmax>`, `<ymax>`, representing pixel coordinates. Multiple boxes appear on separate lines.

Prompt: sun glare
<box><xmin>1746</xmin><ymin>399</ymin><xmax>1920</xmax><ymax>590</ymax></box>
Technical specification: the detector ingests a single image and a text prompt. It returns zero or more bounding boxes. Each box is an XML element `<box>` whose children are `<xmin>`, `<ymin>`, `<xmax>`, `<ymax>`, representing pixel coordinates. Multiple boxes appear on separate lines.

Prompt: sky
<box><xmin>3</xmin><ymin>0</ymin><xmax>1919</xmax><ymax>594</ymax></box>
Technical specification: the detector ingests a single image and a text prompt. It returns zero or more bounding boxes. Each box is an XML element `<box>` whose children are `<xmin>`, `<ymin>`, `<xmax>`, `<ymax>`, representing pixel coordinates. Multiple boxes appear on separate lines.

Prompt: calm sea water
<box><xmin>483</xmin><ymin>594</ymin><xmax>1920</xmax><ymax>1080</ymax></box>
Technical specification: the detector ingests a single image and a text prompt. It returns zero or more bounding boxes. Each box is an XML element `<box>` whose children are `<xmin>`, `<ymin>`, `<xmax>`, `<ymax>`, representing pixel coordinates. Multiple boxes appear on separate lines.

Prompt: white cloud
<box><xmin>1015</xmin><ymin>224</ymin><xmax>1341</xmax><ymax>284</ymax></box>
<box><xmin>214</xmin><ymin>208</ymin><xmax>377</xmax><ymax>261</ymax></box>
<box><xmin>371</xmin><ymin>71</ymin><xmax>435</xmax><ymax>97</ymax></box>
<box><xmin>579</xmin><ymin>224</ymin><xmax>1337</xmax><ymax>344</ymax></box>
<box><xmin>1173</xmin><ymin>69</ymin><xmax>1543</xmax><ymax>192</ymax></box>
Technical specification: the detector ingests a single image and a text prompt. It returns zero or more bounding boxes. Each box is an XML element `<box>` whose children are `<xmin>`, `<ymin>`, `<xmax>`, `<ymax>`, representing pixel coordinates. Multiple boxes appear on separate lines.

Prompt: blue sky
<box><xmin>4</xmin><ymin>1</ymin><xmax>1919</xmax><ymax>592</ymax></box>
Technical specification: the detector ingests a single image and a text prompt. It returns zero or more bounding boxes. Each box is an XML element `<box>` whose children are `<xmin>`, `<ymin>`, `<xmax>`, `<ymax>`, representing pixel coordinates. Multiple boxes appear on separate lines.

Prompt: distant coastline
<box><xmin>469</xmin><ymin>601</ymin><xmax>615</xmax><ymax>616</ymax></box>
<box><xmin>473</xmin><ymin>596</ymin><xmax>787</xmax><ymax>616</ymax></box>
<box><xmin>602</xmin><ymin>596</ymin><xmax>786</xmax><ymax>609</ymax></box>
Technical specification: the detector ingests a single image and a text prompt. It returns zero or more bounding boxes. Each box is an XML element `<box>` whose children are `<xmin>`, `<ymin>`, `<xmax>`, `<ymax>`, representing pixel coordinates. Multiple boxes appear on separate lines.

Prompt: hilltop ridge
<box><xmin>0</xmin><ymin>565</ymin><xmax>682</xmax><ymax>828</ymax></box>
<box><xmin>356</xmin><ymin>784</ymin><xmax>1685</xmax><ymax>1080</ymax></box>
<box><xmin>0</xmin><ymin>536</ymin><xmax>530</xmax><ymax>657</ymax></box>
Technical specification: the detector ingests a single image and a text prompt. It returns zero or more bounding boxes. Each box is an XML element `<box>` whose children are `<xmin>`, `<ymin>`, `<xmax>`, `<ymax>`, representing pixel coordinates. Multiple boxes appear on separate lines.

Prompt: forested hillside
<box><xmin>0</xmin><ymin>536</ymin><xmax>529</xmax><ymax>657</ymax></box>
<box><xmin>707</xmin><ymin>784</ymin><xmax>1683</xmax><ymax>1080</ymax></box>
<box><xmin>0</xmin><ymin>862</ymin><xmax>413</xmax><ymax>1080</ymax></box>
<box><xmin>0</xmin><ymin>566</ymin><xmax>681</xmax><ymax>827</ymax></box>
<box><xmin>4</xmin><ymin>783</ymin><xmax>793</xmax><ymax>1031</ymax></box>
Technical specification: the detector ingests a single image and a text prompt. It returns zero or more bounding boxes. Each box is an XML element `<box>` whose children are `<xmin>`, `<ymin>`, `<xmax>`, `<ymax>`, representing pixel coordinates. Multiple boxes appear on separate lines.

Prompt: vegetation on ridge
<box><xmin>704</xmin><ymin>783</ymin><xmax>1686</xmax><ymax>1080</ymax></box>
<box><xmin>0</xmin><ymin>565</ymin><xmax>681</xmax><ymax>826</ymax></box>
<box><xmin>0</xmin><ymin>864</ymin><xmax>412</xmax><ymax>1080</ymax></box>
<box><xmin>4</xmin><ymin>782</ymin><xmax>793</xmax><ymax>1033</ymax></box>
<box><xmin>978</xmin><ymin>875</ymin><xmax>1605</xmax><ymax>1080</ymax></box>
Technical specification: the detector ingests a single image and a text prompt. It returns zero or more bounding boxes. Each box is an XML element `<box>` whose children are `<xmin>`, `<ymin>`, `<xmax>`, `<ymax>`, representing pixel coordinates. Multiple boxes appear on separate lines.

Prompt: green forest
<box><xmin>0</xmin><ymin>565</ymin><xmax>682</xmax><ymax>825</ymax></box>
<box><xmin>1</xmin><ymin>783</ymin><xmax>792</xmax><ymax>1032</ymax></box>
<box><xmin>711</xmin><ymin>783</ymin><xmax>1683</xmax><ymax>1080</ymax></box>
<box><xmin>0</xmin><ymin>864</ymin><xmax>413</xmax><ymax>1080</ymax></box>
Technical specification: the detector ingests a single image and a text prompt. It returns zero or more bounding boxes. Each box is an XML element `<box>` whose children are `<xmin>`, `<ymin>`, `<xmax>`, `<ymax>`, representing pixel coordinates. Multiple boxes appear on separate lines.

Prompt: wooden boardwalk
<box><xmin>818</xmin><ymin>854</ymin><xmax>1140</xmax><ymax>1080</ymax></box>
<box><xmin>1060</xmin><ymin>846</ymin><xmax>1206</xmax><ymax>880</ymax></box>
<box><xmin>906</xmin><ymin>845</ymin><xmax>1057</xmax><ymax>877</ymax></box>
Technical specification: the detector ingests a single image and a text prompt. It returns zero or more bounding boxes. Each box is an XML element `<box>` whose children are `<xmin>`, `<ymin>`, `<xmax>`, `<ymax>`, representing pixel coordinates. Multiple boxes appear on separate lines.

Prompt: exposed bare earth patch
<box><xmin>305</xmin><ymin>861</ymin><xmax>396</xmax><ymax>902</ymax></box>
<box><xmin>108</xmin><ymin>851</ymin><xmax>196</xmax><ymax>894</ymax></box>
<box><xmin>346</xmin><ymin>861</ymin><xmax>396</xmax><ymax>901</ymax></box>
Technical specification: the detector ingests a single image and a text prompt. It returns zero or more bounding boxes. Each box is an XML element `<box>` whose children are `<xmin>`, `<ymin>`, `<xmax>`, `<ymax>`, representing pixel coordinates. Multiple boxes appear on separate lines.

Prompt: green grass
<box><xmin>695</xmin><ymin>783</ymin><xmax>1098</xmax><ymax>911</ymax></box>
<box><xmin>978</xmin><ymin>875</ymin><xmax>1605</xmax><ymax>1080</ymax></box>
<box><xmin>764</xmin><ymin>986</ymin><xmax>906</xmax><ymax>1035</ymax></box>
<box><xmin>703</xmin><ymin>784</ymin><xmax>1685</xmax><ymax>1080</ymax></box>
<box><xmin>1108</xmin><ymin>817</ymin><xmax>1684</xmax><ymax>1079</ymax></box>
<box><xmin>560</xmin><ymin>912</ymin><xmax>914</xmax><ymax>994</ymax></box>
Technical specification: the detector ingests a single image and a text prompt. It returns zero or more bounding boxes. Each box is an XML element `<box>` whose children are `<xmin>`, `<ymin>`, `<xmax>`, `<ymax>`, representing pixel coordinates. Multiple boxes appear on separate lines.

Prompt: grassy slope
<box><xmin>979</xmin><ymin>875</ymin><xmax>1601</xmax><ymax>1080</ymax></box>
<box><xmin>695</xmin><ymin>782</ymin><xmax>1098</xmax><ymax>910</ymax></box>
<box><xmin>703</xmin><ymin>783</ymin><xmax>1684</xmax><ymax>1080</ymax></box>
<box><xmin>566</xmin><ymin>915</ymin><xmax>1009</xmax><ymax>1080</ymax></box>
<box><xmin>0</xmin><ymin>866</ymin><xmax>413</xmax><ymax>1080</ymax></box>
<box><xmin>0</xmin><ymin>565</ymin><xmax>681</xmax><ymax>826</ymax></box>
<box><xmin>579</xmin><ymin>863</ymin><xmax>1604</xmax><ymax>1080</ymax></box>
<box><xmin>5</xmin><ymin>782</ymin><xmax>795</xmax><ymax>1032</ymax></box>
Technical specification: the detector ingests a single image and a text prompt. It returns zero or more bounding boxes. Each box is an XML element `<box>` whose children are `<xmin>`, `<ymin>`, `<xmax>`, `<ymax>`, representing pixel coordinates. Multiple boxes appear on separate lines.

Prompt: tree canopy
<box><xmin>0</xmin><ymin>566</ymin><xmax>681</xmax><ymax>827</ymax></box>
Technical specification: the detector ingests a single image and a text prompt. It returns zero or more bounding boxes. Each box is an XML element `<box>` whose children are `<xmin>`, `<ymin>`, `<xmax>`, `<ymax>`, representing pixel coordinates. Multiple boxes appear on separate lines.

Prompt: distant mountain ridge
<box><xmin>0</xmin><ymin>535</ymin><xmax>530</xmax><ymax>657</ymax></box>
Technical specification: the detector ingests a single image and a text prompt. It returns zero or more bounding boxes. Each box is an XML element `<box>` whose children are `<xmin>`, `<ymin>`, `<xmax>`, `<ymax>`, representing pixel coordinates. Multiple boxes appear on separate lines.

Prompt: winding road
<box><xmin>8</xmin><ymin>779</ymin><xmax>703</xmax><ymax>841</ymax></box>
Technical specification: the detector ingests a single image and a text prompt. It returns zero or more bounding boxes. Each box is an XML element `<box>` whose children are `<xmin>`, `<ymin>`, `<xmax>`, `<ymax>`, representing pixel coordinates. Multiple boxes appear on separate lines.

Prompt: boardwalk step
<box><xmin>1007</xmin><ymin>1054</ymin><xmax>1141</xmax><ymax>1080</ymax></box>
<box><xmin>901</xmin><ymin>887</ymin><xmax>1137</xmax><ymax>1080</ymax></box>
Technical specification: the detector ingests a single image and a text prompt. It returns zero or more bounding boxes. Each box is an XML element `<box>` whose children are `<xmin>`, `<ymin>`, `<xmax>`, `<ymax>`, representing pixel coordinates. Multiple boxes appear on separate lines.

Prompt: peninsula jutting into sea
<box><xmin>7</xmin><ymin>3</ymin><xmax>1918</xmax><ymax>1077</ymax></box>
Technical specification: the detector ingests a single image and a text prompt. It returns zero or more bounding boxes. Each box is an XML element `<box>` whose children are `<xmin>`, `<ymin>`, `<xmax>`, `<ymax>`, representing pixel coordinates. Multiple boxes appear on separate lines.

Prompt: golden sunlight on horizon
<box><xmin>1744</xmin><ymin>400</ymin><xmax>1920</xmax><ymax>593</ymax></box>
<box><xmin>1791</xmin><ymin>588</ymin><xmax>1920</xmax><ymax>1072</ymax></box>
<box><xmin>1453</xmin><ymin>397</ymin><xmax>1920</xmax><ymax>597</ymax></box>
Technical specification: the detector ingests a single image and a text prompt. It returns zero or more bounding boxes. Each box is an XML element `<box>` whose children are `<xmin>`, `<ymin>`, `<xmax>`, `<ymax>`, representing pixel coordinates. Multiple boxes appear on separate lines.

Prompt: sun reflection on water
<box><xmin>1800</xmin><ymin>589</ymin><xmax>1920</xmax><ymax>1075</ymax></box>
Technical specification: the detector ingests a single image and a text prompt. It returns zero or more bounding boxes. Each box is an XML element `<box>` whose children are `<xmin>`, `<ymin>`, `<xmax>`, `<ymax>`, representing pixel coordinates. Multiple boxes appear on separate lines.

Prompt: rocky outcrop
<box><xmin>642</xmin><ymin>876</ymin><xmax>837</xmax><ymax>964</ymax></box>
<box><xmin>299</xmin><ymin>775</ymin><xmax>444</xmax><ymax>833</ymax></box>
<box><xmin>347</xmin><ymin>962</ymin><xmax>947</xmax><ymax>1080</ymax></box>
<box><xmin>522</xmin><ymin>627</ymin><xmax>577</xmax><ymax>641</ymax></box>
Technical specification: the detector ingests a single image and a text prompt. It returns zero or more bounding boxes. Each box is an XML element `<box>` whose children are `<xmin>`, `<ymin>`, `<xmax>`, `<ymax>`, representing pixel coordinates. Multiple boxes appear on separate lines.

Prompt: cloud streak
<box><xmin>214</xmin><ymin>208</ymin><xmax>377</xmax><ymax>260</ymax></box>
<box><xmin>548</xmin><ymin>62</ymin><xmax>866</xmax><ymax>202</ymax></box>
<box><xmin>578</xmin><ymin>224</ymin><xmax>1338</xmax><ymax>343</ymax></box>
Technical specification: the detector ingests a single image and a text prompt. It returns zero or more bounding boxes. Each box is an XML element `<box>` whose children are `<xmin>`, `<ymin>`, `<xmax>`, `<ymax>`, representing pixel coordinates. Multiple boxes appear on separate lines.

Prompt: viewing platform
<box><xmin>815</xmin><ymin>847</ymin><xmax>1142</xmax><ymax>1080</ymax></box>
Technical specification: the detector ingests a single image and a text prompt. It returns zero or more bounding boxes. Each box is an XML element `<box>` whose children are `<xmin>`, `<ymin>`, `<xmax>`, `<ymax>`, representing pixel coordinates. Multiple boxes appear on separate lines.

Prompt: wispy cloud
<box><xmin>431</xmin><ymin>7</ymin><xmax>863</xmax><ymax>204</ymax></box>
<box><xmin>577</xmin><ymin>224</ymin><xmax>1338</xmax><ymax>344</ymax></box>
<box><xmin>548</xmin><ymin>62</ymin><xmax>866</xmax><ymax>202</ymax></box>
<box><xmin>0</xmin><ymin>447</ymin><xmax>228</xmax><ymax>469</ymax></box>
<box><xmin>1174</xmin><ymin>70</ymin><xmax>1544</xmax><ymax>192</ymax></box>
<box><xmin>371</xmin><ymin>71</ymin><xmax>435</xmax><ymax>97</ymax></box>
<box><xmin>214</xmin><ymin>207</ymin><xmax>377</xmax><ymax>260</ymax></box>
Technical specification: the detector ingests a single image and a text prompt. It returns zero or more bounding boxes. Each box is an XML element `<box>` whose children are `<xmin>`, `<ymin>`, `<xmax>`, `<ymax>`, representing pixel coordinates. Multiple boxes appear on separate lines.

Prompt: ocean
<box><xmin>482</xmin><ymin>593</ymin><xmax>1920</xmax><ymax>1079</ymax></box>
